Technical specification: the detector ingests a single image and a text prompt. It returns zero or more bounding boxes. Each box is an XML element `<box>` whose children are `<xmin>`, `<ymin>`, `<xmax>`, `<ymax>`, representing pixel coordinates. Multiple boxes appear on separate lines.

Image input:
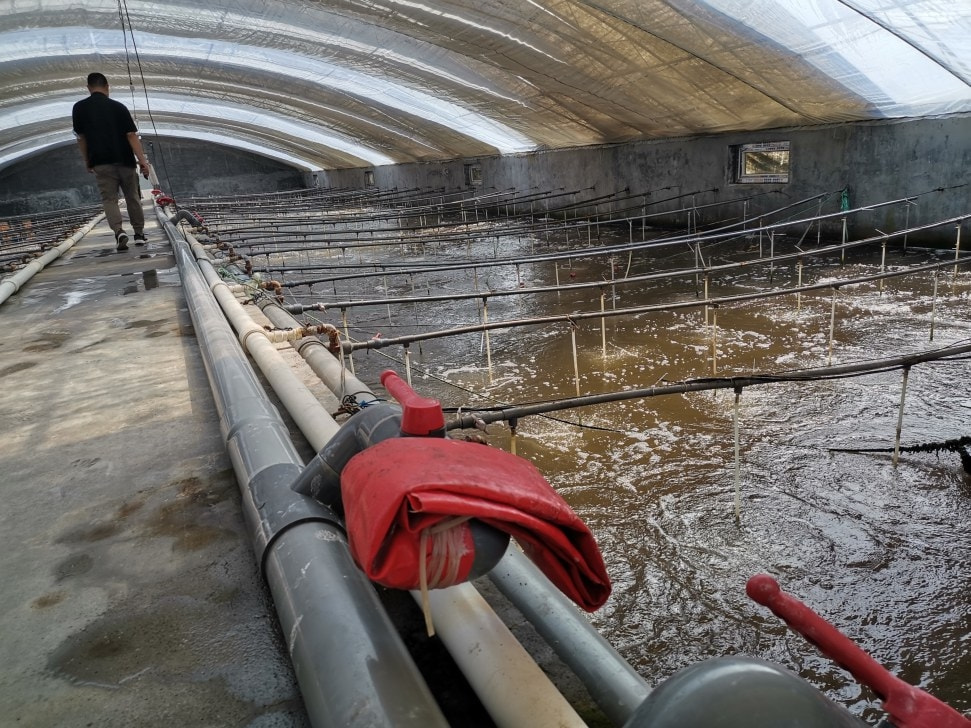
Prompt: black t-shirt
<box><xmin>72</xmin><ymin>92</ymin><xmax>138</xmax><ymax>167</ymax></box>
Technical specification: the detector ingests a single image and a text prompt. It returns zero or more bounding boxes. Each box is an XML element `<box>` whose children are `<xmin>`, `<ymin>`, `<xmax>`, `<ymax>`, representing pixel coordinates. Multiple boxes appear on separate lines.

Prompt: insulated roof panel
<box><xmin>0</xmin><ymin>0</ymin><xmax>968</xmax><ymax>170</ymax></box>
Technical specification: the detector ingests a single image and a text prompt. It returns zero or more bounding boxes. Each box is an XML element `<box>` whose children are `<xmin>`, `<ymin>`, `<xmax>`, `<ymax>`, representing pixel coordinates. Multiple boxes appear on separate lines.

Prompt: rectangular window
<box><xmin>464</xmin><ymin>163</ymin><xmax>482</xmax><ymax>187</ymax></box>
<box><xmin>364</xmin><ymin>170</ymin><xmax>375</xmax><ymax>187</ymax></box>
<box><xmin>734</xmin><ymin>141</ymin><xmax>790</xmax><ymax>183</ymax></box>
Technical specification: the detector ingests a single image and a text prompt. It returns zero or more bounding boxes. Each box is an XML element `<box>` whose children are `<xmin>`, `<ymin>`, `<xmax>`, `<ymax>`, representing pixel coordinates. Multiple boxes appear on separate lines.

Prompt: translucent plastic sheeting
<box><xmin>0</xmin><ymin>0</ymin><xmax>968</xmax><ymax>171</ymax></box>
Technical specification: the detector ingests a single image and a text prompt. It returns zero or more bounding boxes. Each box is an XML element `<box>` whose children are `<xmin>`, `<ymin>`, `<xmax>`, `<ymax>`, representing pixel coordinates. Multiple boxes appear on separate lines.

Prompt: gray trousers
<box><xmin>93</xmin><ymin>164</ymin><xmax>144</xmax><ymax>235</ymax></box>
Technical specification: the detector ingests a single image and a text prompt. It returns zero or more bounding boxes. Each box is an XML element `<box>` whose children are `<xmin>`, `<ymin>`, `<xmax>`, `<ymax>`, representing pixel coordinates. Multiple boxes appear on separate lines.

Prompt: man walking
<box><xmin>72</xmin><ymin>72</ymin><xmax>151</xmax><ymax>251</ymax></box>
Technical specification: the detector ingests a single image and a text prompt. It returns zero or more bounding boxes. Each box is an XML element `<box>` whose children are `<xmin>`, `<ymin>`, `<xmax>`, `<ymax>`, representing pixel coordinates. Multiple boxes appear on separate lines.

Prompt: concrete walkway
<box><xmin>0</xmin><ymin>203</ymin><xmax>309</xmax><ymax>727</ymax></box>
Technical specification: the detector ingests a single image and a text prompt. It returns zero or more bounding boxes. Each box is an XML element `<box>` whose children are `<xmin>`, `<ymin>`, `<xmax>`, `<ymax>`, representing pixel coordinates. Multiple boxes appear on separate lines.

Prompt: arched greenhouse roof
<box><xmin>1</xmin><ymin>0</ymin><xmax>969</xmax><ymax>171</ymax></box>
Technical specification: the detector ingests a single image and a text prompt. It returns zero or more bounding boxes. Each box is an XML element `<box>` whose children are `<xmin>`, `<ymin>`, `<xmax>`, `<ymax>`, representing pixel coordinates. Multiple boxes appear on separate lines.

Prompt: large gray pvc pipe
<box><xmin>165</xmin><ymin>215</ymin><xmax>448</xmax><ymax>728</ymax></box>
<box><xmin>490</xmin><ymin>546</ymin><xmax>650</xmax><ymax>726</ymax></box>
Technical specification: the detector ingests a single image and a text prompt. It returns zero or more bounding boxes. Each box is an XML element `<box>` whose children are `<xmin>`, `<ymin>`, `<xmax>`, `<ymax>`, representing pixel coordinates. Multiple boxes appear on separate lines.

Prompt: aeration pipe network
<box><xmin>0</xmin><ymin>213</ymin><xmax>103</xmax><ymax>306</ymax></box>
<box><xmin>170</xmin><ymin>216</ymin><xmax>653</xmax><ymax>726</ymax></box>
<box><xmin>250</xmin><ymin>290</ymin><xmax>651</xmax><ymax>725</ymax></box>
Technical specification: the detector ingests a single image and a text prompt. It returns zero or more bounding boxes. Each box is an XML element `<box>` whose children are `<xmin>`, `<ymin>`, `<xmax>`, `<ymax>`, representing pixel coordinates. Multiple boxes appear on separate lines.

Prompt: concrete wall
<box><xmin>0</xmin><ymin>138</ymin><xmax>306</xmax><ymax>217</ymax></box>
<box><xmin>319</xmin><ymin>113</ymin><xmax>971</xmax><ymax>247</ymax></box>
<box><xmin>140</xmin><ymin>137</ymin><xmax>306</xmax><ymax>200</ymax></box>
<box><xmin>0</xmin><ymin>145</ymin><xmax>95</xmax><ymax>216</ymax></box>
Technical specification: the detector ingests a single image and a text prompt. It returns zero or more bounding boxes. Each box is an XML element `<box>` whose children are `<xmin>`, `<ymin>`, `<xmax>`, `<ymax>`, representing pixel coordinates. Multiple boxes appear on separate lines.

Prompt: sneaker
<box><xmin>115</xmin><ymin>231</ymin><xmax>129</xmax><ymax>251</ymax></box>
<box><xmin>133</xmin><ymin>233</ymin><xmax>148</xmax><ymax>246</ymax></box>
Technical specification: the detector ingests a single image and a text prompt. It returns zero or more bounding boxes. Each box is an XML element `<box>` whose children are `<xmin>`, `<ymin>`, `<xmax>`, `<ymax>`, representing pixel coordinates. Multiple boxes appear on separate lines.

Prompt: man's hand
<box><xmin>138</xmin><ymin>160</ymin><xmax>150</xmax><ymax>179</ymax></box>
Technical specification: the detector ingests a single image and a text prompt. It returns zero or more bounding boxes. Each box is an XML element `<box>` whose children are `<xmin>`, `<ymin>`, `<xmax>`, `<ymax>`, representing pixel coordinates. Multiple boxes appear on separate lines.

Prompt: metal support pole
<box><xmin>385</xmin><ymin>274</ymin><xmax>393</xmax><ymax>324</ymax></box>
<box><xmin>953</xmin><ymin>224</ymin><xmax>962</xmax><ymax>290</ymax></box>
<box><xmin>841</xmin><ymin>217</ymin><xmax>847</xmax><ymax>264</ymax></box>
<box><xmin>610</xmin><ymin>256</ymin><xmax>617</xmax><ymax>308</ymax></box>
<box><xmin>734</xmin><ymin>386</ymin><xmax>742</xmax><ymax>524</ymax></box>
<box><xmin>600</xmin><ymin>290</ymin><xmax>607</xmax><ymax>358</ymax></box>
<box><xmin>879</xmin><ymin>240</ymin><xmax>886</xmax><ymax>295</ymax></box>
<box><xmin>704</xmin><ymin>273</ymin><xmax>710</xmax><ymax>326</ymax></box>
<box><xmin>903</xmin><ymin>204</ymin><xmax>910</xmax><ymax>253</ymax></box>
<box><xmin>341</xmin><ymin>307</ymin><xmax>355</xmax><ymax>374</ymax></box>
<box><xmin>893</xmin><ymin>366</ymin><xmax>910</xmax><ymax>467</ymax></box>
<box><xmin>930</xmin><ymin>269</ymin><xmax>939</xmax><ymax>342</ymax></box>
<box><xmin>482</xmin><ymin>297</ymin><xmax>494</xmax><ymax>384</ymax></box>
<box><xmin>769</xmin><ymin>230</ymin><xmax>775</xmax><ymax>283</ymax></box>
<box><xmin>796</xmin><ymin>258</ymin><xmax>803</xmax><ymax>313</ymax></box>
<box><xmin>816</xmin><ymin>198</ymin><xmax>822</xmax><ymax>246</ymax></box>
<box><xmin>828</xmin><ymin>287</ymin><xmax>839</xmax><ymax>365</ymax></box>
<box><xmin>570</xmin><ymin>320</ymin><xmax>581</xmax><ymax>397</ymax></box>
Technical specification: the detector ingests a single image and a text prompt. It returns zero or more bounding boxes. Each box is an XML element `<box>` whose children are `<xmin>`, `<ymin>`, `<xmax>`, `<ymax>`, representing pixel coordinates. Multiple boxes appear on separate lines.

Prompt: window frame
<box><xmin>733</xmin><ymin>141</ymin><xmax>791</xmax><ymax>184</ymax></box>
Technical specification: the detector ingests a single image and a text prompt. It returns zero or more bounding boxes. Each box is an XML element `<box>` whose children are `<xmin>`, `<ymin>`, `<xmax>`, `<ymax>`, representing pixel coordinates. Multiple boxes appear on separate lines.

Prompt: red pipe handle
<box><xmin>380</xmin><ymin>370</ymin><xmax>444</xmax><ymax>436</ymax></box>
<box><xmin>746</xmin><ymin>574</ymin><xmax>970</xmax><ymax>728</ymax></box>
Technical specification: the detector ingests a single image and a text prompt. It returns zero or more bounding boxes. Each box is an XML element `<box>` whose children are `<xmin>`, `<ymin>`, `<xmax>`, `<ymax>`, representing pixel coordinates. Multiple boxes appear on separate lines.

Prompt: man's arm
<box><xmin>126</xmin><ymin>131</ymin><xmax>151</xmax><ymax>179</ymax></box>
<box><xmin>75</xmin><ymin>135</ymin><xmax>93</xmax><ymax>173</ymax></box>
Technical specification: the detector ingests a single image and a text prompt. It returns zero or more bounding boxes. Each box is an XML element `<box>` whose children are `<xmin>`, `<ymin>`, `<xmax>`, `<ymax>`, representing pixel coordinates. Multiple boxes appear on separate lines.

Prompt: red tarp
<box><xmin>341</xmin><ymin>437</ymin><xmax>611</xmax><ymax>611</ymax></box>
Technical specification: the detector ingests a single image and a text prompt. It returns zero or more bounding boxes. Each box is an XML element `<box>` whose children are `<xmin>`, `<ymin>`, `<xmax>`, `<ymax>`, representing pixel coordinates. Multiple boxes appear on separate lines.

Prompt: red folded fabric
<box><xmin>340</xmin><ymin>437</ymin><xmax>611</xmax><ymax>611</ymax></box>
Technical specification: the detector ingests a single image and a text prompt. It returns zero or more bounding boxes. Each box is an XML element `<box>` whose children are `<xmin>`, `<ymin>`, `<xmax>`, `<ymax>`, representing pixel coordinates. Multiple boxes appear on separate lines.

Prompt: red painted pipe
<box><xmin>746</xmin><ymin>574</ymin><xmax>970</xmax><ymax>728</ymax></box>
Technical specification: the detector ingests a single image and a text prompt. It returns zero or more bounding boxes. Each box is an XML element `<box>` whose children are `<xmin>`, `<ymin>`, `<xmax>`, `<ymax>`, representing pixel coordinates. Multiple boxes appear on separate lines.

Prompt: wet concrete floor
<box><xmin>0</xmin><ymin>205</ymin><xmax>310</xmax><ymax>727</ymax></box>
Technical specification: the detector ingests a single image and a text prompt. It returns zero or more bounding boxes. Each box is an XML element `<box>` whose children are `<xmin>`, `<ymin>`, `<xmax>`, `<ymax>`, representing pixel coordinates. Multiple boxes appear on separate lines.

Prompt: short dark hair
<box><xmin>86</xmin><ymin>72</ymin><xmax>108</xmax><ymax>88</ymax></box>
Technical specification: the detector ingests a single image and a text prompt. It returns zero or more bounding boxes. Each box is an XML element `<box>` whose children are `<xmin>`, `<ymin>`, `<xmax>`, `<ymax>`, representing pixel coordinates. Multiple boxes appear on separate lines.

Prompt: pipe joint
<box><xmin>244</xmin><ymin>461</ymin><xmax>345</xmax><ymax>572</ymax></box>
<box><xmin>239</xmin><ymin>325</ymin><xmax>270</xmax><ymax>350</ymax></box>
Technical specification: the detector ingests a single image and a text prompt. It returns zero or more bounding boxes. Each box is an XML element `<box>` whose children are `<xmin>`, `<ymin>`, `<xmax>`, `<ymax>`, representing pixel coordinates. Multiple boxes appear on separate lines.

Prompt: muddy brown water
<box><xmin>273</xmin><ymin>221</ymin><xmax>970</xmax><ymax>722</ymax></box>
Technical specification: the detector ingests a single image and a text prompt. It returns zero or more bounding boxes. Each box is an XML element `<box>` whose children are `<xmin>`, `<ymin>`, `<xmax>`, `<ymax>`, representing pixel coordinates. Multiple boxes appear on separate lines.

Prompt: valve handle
<box><xmin>380</xmin><ymin>369</ymin><xmax>444</xmax><ymax>437</ymax></box>
<box><xmin>746</xmin><ymin>574</ymin><xmax>970</xmax><ymax>728</ymax></box>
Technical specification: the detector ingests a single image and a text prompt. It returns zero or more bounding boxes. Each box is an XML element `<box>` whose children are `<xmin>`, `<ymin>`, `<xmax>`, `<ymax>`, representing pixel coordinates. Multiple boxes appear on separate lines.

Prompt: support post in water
<box><xmin>816</xmin><ymin>198</ymin><xmax>823</xmax><ymax>246</ymax></box>
<box><xmin>903</xmin><ymin>202</ymin><xmax>911</xmax><ymax>253</ymax></box>
<box><xmin>710</xmin><ymin>305</ymin><xmax>719</xmax><ymax>375</ymax></box>
<box><xmin>879</xmin><ymin>238</ymin><xmax>887</xmax><ymax>295</ymax></box>
<box><xmin>841</xmin><ymin>217</ymin><xmax>847</xmax><ymax>264</ymax></box>
<box><xmin>342</xmin><ymin>307</ymin><xmax>355</xmax><ymax>374</ymax></box>
<box><xmin>796</xmin><ymin>257</ymin><xmax>803</xmax><ymax>313</ymax></box>
<box><xmin>930</xmin><ymin>269</ymin><xmax>939</xmax><ymax>342</ymax></box>
<box><xmin>734</xmin><ymin>385</ymin><xmax>743</xmax><ymax>524</ymax></box>
<box><xmin>953</xmin><ymin>223</ymin><xmax>962</xmax><ymax>292</ymax></box>
<box><xmin>828</xmin><ymin>287</ymin><xmax>839</xmax><ymax>365</ymax></box>
<box><xmin>384</xmin><ymin>274</ymin><xmax>393</xmax><ymax>324</ymax></box>
<box><xmin>893</xmin><ymin>366</ymin><xmax>911</xmax><ymax>467</ymax></box>
<box><xmin>509</xmin><ymin>417</ymin><xmax>518</xmax><ymax>456</ymax></box>
<box><xmin>600</xmin><ymin>289</ymin><xmax>607</xmax><ymax>358</ymax></box>
<box><xmin>570</xmin><ymin>318</ymin><xmax>581</xmax><ymax>397</ymax></box>
<box><xmin>481</xmin><ymin>296</ymin><xmax>494</xmax><ymax>384</ymax></box>
<box><xmin>704</xmin><ymin>273</ymin><xmax>710</xmax><ymax>326</ymax></box>
<box><xmin>404</xmin><ymin>342</ymin><xmax>413</xmax><ymax>387</ymax></box>
<box><xmin>769</xmin><ymin>230</ymin><xmax>775</xmax><ymax>283</ymax></box>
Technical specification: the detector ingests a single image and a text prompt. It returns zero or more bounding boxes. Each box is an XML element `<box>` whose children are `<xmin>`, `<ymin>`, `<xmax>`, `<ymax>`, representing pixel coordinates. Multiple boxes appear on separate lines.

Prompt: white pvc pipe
<box><xmin>413</xmin><ymin>584</ymin><xmax>588</xmax><ymax>728</ymax></box>
<box><xmin>188</xmin><ymin>238</ymin><xmax>341</xmax><ymax>449</ymax></box>
<box><xmin>0</xmin><ymin>214</ymin><xmax>103</xmax><ymax>306</ymax></box>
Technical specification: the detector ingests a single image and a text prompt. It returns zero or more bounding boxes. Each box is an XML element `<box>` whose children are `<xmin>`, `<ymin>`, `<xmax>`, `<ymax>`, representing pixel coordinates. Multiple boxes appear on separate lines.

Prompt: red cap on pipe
<box><xmin>380</xmin><ymin>369</ymin><xmax>445</xmax><ymax>436</ymax></box>
<box><xmin>746</xmin><ymin>574</ymin><xmax>971</xmax><ymax>728</ymax></box>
